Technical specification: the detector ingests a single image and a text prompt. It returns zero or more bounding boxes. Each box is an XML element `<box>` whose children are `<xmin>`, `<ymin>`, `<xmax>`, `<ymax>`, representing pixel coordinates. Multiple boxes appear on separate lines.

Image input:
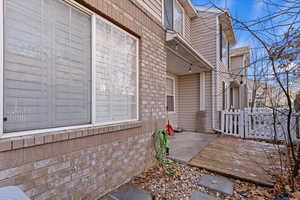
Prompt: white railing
<box><xmin>220</xmin><ymin>108</ymin><xmax>300</xmax><ymax>142</ymax></box>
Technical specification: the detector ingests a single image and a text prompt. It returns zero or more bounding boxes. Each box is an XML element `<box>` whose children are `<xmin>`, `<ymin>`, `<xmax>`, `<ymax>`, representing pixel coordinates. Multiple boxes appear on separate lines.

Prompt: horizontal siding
<box><xmin>178</xmin><ymin>74</ymin><xmax>200</xmax><ymax>131</ymax></box>
<box><xmin>184</xmin><ymin>13</ymin><xmax>192</xmax><ymax>45</ymax></box>
<box><xmin>214</xmin><ymin>60</ymin><xmax>231</xmax><ymax>129</ymax></box>
<box><xmin>231</xmin><ymin>56</ymin><xmax>244</xmax><ymax>75</ymax></box>
<box><xmin>137</xmin><ymin>0</ymin><xmax>162</xmax><ymax>22</ymax></box>
<box><xmin>191</xmin><ymin>11</ymin><xmax>218</xmax><ymax>66</ymax></box>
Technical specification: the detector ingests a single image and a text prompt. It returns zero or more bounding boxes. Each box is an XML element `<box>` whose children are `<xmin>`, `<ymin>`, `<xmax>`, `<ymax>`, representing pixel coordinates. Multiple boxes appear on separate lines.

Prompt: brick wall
<box><xmin>0</xmin><ymin>0</ymin><xmax>167</xmax><ymax>199</ymax></box>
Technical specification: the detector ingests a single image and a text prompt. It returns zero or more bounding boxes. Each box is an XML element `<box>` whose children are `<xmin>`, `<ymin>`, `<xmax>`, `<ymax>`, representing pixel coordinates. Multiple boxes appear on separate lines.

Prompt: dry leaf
<box><xmin>291</xmin><ymin>192</ymin><xmax>300</xmax><ymax>199</ymax></box>
<box><xmin>274</xmin><ymin>183</ymin><xmax>282</xmax><ymax>193</ymax></box>
<box><xmin>285</xmin><ymin>185</ymin><xmax>291</xmax><ymax>192</ymax></box>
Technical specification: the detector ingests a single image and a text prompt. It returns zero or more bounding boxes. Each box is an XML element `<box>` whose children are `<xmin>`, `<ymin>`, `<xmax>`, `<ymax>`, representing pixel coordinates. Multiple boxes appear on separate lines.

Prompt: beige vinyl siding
<box><xmin>240</xmin><ymin>85</ymin><xmax>249</xmax><ymax>108</ymax></box>
<box><xmin>137</xmin><ymin>0</ymin><xmax>162</xmax><ymax>22</ymax></box>
<box><xmin>166</xmin><ymin>72</ymin><xmax>179</xmax><ymax>128</ymax></box>
<box><xmin>178</xmin><ymin>74</ymin><xmax>200</xmax><ymax>131</ymax></box>
<box><xmin>203</xmin><ymin>71</ymin><xmax>213</xmax><ymax>132</ymax></box>
<box><xmin>231</xmin><ymin>56</ymin><xmax>244</xmax><ymax>75</ymax></box>
<box><xmin>231</xmin><ymin>55</ymin><xmax>248</xmax><ymax>108</ymax></box>
<box><xmin>191</xmin><ymin>11</ymin><xmax>218</xmax><ymax>66</ymax></box>
<box><xmin>184</xmin><ymin>12</ymin><xmax>192</xmax><ymax>44</ymax></box>
<box><xmin>215</xmin><ymin>60</ymin><xmax>230</xmax><ymax>129</ymax></box>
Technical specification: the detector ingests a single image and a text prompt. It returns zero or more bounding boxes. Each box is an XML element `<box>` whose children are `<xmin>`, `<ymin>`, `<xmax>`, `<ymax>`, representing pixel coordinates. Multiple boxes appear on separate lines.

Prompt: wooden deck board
<box><xmin>189</xmin><ymin>136</ymin><xmax>280</xmax><ymax>187</ymax></box>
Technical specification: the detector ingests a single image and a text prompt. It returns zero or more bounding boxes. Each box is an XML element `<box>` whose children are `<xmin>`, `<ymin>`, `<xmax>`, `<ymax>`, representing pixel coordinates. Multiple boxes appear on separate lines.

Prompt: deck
<box><xmin>169</xmin><ymin>132</ymin><xmax>280</xmax><ymax>187</ymax></box>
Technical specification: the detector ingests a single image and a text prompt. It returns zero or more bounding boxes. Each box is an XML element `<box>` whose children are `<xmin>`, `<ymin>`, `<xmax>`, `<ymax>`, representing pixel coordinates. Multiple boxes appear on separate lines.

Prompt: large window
<box><xmin>166</xmin><ymin>77</ymin><xmax>175</xmax><ymax>112</ymax></box>
<box><xmin>2</xmin><ymin>0</ymin><xmax>138</xmax><ymax>134</ymax></box>
<box><xmin>164</xmin><ymin>0</ymin><xmax>184</xmax><ymax>35</ymax></box>
<box><xmin>3</xmin><ymin>0</ymin><xmax>92</xmax><ymax>133</ymax></box>
<box><xmin>95</xmin><ymin>17</ymin><xmax>138</xmax><ymax>124</ymax></box>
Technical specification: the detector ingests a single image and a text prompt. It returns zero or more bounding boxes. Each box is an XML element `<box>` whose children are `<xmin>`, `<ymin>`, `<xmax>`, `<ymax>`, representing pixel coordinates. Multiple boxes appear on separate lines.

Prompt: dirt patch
<box><xmin>131</xmin><ymin>161</ymin><xmax>278</xmax><ymax>200</ymax></box>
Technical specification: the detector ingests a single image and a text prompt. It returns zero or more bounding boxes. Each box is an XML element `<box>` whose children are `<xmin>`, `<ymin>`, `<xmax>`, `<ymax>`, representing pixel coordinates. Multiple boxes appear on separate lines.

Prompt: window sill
<box><xmin>0</xmin><ymin>120</ymin><xmax>142</xmax><ymax>152</ymax></box>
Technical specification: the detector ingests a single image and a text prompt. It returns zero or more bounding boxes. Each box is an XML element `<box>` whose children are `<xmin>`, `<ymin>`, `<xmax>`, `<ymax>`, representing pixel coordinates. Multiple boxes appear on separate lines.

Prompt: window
<box><xmin>173</xmin><ymin>0</ymin><xmax>183</xmax><ymax>35</ymax></box>
<box><xmin>95</xmin><ymin>17</ymin><xmax>138</xmax><ymax>124</ymax></box>
<box><xmin>3</xmin><ymin>0</ymin><xmax>92</xmax><ymax>133</ymax></box>
<box><xmin>166</xmin><ymin>77</ymin><xmax>175</xmax><ymax>112</ymax></box>
<box><xmin>164</xmin><ymin>0</ymin><xmax>173</xmax><ymax>30</ymax></box>
<box><xmin>2</xmin><ymin>0</ymin><xmax>139</xmax><ymax>135</ymax></box>
<box><xmin>164</xmin><ymin>0</ymin><xmax>184</xmax><ymax>35</ymax></box>
<box><xmin>219</xmin><ymin>24</ymin><xmax>229</xmax><ymax>66</ymax></box>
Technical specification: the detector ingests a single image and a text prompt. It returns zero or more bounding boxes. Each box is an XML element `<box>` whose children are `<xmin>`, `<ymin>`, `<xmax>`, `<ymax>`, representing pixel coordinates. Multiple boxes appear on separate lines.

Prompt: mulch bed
<box><xmin>131</xmin><ymin>160</ymin><xmax>299</xmax><ymax>200</ymax></box>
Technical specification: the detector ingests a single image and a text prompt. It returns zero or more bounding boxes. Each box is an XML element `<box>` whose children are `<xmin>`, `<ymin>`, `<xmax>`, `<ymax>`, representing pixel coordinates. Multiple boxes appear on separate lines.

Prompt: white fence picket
<box><xmin>220</xmin><ymin>108</ymin><xmax>299</xmax><ymax>143</ymax></box>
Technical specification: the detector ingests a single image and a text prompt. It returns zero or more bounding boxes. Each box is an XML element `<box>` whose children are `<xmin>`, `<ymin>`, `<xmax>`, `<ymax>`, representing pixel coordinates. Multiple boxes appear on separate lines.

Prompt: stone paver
<box><xmin>198</xmin><ymin>175</ymin><xmax>233</xmax><ymax>195</ymax></box>
<box><xmin>0</xmin><ymin>186</ymin><xmax>30</xmax><ymax>200</ymax></box>
<box><xmin>189</xmin><ymin>136</ymin><xmax>279</xmax><ymax>186</ymax></box>
<box><xmin>190</xmin><ymin>191</ymin><xmax>217</xmax><ymax>200</ymax></box>
<box><xmin>169</xmin><ymin>132</ymin><xmax>217</xmax><ymax>162</ymax></box>
<box><xmin>99</xmin><ymin>185</ymin><xmax>152</xmax><ymax>200</ymax></box>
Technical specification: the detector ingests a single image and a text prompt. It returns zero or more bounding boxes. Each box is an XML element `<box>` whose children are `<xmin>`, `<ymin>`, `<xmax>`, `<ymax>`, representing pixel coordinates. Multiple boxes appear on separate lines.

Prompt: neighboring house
<box><xmin>0</xmin><ymin>0</ymin><xmax>246</xmax><ymax>199</ymax></box>
<box><xmin>190</xmin><ymin>6</ymin><xmax>236</xmax><ymax>131</ymax></box>
<box><xmin>247</xmin><ymin>79</ymin><xmax>295</xmax><ymax>108</ymax></box>
<box><xmin>229</xmin><ymin>46</ymin><xmax>250</xmax><ymax>109</ymax></box>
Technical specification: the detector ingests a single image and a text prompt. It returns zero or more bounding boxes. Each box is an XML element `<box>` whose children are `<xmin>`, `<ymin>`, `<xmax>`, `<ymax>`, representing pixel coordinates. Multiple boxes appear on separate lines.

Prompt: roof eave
<box><xmin>166</xmin><ymin>31</ymin><xmax>214</xmax><ymax>70</ymax></box>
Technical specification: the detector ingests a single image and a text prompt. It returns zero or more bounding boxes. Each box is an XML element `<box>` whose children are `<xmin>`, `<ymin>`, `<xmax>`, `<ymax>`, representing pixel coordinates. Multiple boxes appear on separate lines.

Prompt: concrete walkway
<box><xmin>168</xmin><ymin>132</ymin><xmax>217</xmax><ymax>162</ymax></box>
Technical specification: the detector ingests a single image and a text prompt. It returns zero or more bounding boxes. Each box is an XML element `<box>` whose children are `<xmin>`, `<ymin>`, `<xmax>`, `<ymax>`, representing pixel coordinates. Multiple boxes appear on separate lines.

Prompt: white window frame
<box><xmin>173</xmin><ymin>0</ymin><xmax>185</xmax><ymax>36</ymax></box>
<box><xmin>200</xmin><ymin>72</ymin><xmax>206</xmax><ymax>111</ymax></box>
<box><xmin>0</xmin><ymin>0</ymin><xmax>139</xmax><ymax>138</ymax></box>
<box><xmin>166</xmin><ymin>76</ymin><xmax>176</xmax><ymax>113</ymax></box>
<box><xmin>93</xmin><ymin>15</ymin><xmax>139</xmax><ymax>126</ymax></box>
<box><xmin>162</xmin><ymin>0</ymin><xmax>185</xmax><ymax>36</ymax></box>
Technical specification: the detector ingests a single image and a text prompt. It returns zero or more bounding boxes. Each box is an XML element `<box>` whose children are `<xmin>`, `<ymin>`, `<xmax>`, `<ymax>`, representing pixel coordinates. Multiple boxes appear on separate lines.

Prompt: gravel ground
<box><xmin>131</xmin><ymin>160</ymin><xmax>277</xmax><ymax>200</ymax></box>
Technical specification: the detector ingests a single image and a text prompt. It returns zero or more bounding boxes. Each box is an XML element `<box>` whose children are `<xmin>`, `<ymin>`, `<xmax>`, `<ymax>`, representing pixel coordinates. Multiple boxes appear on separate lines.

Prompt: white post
<box><xmin>226</xmin><ymin>110</ymin><xmax>230</xmax><ymax>134</ymax></box>
<box><xmin>239</xmin><ymin>109</ymin><xmax>244</xmax><ymax>138</ymax></box>
<box><xmin>221</xmin><ymin>110</ymin><xmax>225</xmax><ymax>133</ymax></box>
<box><xmin>234</xmin><ymin>110</ymin><xmax>238</xmax><ymax>136</ymax></box>
<box><xmin>244</xmin><ymin>110</ymin><xmax>249</xmax><ymax>138</ymax></box>
<box><xmin>229</xmin><ymin>110</ymin><xmax>233</xmax><ymax>134</ymax></box>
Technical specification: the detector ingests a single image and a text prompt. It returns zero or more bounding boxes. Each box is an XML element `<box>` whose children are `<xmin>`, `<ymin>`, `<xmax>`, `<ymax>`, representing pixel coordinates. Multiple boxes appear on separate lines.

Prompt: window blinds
<box><xmin>173</xmin><ymin>1</ymin><xmax>183</xmax><ymax>35</ymax></box>
<box><xmin>95</xmin><ymin>17</ymin><xmax>138</xmax><ymax>124</ymax></box>
<box><xmin>166</xmin><ymin>78</ymin><xmax>175</xmax><ymax>112</ymax></box>
<box><xmin>164</xmin><ymin>0</ymin><xmax>173</xmax><ymax>30</ymax></box>
<box><xmin>3</xmin><ymin>0</ymin><xmax>92</xmax><ymax>132</ymax></box>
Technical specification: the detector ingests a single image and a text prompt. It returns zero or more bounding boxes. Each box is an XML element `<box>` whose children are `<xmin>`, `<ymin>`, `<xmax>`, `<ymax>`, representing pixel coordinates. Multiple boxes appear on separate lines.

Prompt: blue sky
<box><xmin>191</xmin><ymin>0</ymin><xmax>266</xmax><ymax>48</ymax></box>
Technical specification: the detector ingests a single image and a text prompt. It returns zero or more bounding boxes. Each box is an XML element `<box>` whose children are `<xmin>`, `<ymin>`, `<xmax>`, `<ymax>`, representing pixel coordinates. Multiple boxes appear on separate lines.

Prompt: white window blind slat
<box><xmin>95</xmin><ymin>18</ymin><xmax>138</xmax><ymax>124</ymax></box>
<box><xmin>174</xmin><ymin>0</ymin><xmax>183</xmax><ymax>35</ymax></box>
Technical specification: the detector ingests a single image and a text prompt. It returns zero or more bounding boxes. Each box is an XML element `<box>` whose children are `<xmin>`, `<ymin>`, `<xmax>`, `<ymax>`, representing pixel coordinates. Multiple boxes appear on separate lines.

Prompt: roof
<box><xmin>230</xmin><ymin>46</ymin><xmax>251</xmax><ymax>57</ymax></box>
<box><xmin>194</xmin><ymin>6</ymin><xmax>236</xmax><ymax>44</ymax></box>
